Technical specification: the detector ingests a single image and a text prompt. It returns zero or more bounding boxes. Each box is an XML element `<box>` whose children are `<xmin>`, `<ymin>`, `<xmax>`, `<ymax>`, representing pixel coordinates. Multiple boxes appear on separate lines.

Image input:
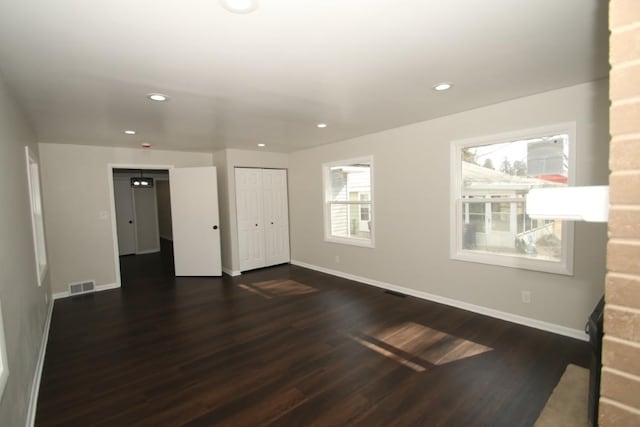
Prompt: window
<box><xmin>25</xmin><ymin>147</ymin><xmax>48</xmax><ymax>286</ymax></box>
<box><xmin>323</xmin><ymin>157</ymin><xmax>374</xmax><ymax>247</ymax></box>
<box><xmin>450</xmin><ymin>124</ymin><xmax>575</xmax><ymax>275</ymax></box>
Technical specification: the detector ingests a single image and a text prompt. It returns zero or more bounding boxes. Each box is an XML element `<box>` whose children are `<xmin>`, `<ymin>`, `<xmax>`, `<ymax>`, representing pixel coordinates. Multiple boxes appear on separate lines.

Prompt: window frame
<box><xmin>25</xmin><ymin>146</ymin><xmax>48</xmax><ymax>286</ymax></box>
<box><xmin>323</xmin><ymin>156</ymin><xmax>375</xmax><ymax>248</ymax></box>
<box><xmin>450</xmin><ymin>123</ymin><xmax>576</xmax><ymax>275</ymax></box>
<box><xmin>0</xmin><ymin>300</ymin><xmax>8</xmax><ymax>400</ymax></box>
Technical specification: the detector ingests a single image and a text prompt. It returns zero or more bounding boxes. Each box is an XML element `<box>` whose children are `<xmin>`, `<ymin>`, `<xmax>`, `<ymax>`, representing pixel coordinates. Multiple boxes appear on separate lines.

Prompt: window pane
<box><xmin>324</xmin><ymin>157</ymin><xmax>373</xmax><ymax>247</ymax></box>
<box><xmin>461</xmin><ymin>134</ymin><xmax>568</xmax><ymax>197</ymax></box>
<box><xmin>329</xmin><ymin>164</ymin><xmax>370</xmax><ymax>202</ymax></box>
<box><xmin>330</xmin><ymin>203</ymin><xmax>371</xmax><ymax>239</ymax></box>
<box><xmin>459</xmin><ymin>134</ymin><xmax>569</xmax><ymax>263</ymax></box>
<box><xmin>462</xmin><ymin>200</ymin><xmax>562</xmax><ymax>260</ymax></box>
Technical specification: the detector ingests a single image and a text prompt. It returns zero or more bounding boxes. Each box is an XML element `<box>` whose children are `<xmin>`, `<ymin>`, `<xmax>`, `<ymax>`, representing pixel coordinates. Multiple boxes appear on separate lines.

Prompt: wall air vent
<box><xmin>68</xmin><ymin>280</ymin><xmax>96</xmax><ymax>296</ymax></box>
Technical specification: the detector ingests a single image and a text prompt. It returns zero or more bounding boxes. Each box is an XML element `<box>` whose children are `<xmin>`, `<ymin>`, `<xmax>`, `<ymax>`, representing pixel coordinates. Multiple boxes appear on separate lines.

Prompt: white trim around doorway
<box><xmin>107</xmin><ymin>163</ymin><xmax>175</xmax><ymax>289</ymax></box>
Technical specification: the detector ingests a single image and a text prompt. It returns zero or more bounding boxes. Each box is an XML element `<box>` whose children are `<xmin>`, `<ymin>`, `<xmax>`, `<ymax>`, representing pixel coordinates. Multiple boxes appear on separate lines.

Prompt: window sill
<box><xmin>451</xmin><ymin>249</ymin><xmax>573</xmax><ymax>276</ymax></box>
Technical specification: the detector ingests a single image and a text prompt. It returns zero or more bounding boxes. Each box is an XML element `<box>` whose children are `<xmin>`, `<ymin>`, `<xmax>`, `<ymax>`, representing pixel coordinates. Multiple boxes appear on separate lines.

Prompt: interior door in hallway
<box><xmin>114</xmin><ymin>177</ymin><xmax>136</xmax><ymax>255</ymax></box>
<box><xmin>170</xmin><ymin>166</ymin><xmax>222</xmax><ymax>276</ymax></box>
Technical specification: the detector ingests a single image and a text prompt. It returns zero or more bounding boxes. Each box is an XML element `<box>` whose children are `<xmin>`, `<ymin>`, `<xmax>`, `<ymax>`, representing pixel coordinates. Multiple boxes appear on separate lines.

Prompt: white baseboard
<box><xmin>26</xmin><ymin>297</ymin><xmax>54</xmax><ymax>426</ymax></box>
<box><xmin>290</xmin><ymin>259</ymin><xmax>587</xmax><ymax>342</ymax></box>
<box><xmin>52</xmin><ymin>282</ymin><xmax>120</xmax><ymax>300</ymax></box>
<box><xmin>222</xmin><ymin>267</ymin><xmax>241</xmax><ymax>277</ymax></box>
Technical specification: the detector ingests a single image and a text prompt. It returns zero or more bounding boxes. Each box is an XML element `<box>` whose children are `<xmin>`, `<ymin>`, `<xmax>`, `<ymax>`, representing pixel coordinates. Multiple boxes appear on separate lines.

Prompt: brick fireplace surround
<box><xmin>600</xmin><ymin>0</ymin><xmax>640</xmax><ymax>425</ymax></box>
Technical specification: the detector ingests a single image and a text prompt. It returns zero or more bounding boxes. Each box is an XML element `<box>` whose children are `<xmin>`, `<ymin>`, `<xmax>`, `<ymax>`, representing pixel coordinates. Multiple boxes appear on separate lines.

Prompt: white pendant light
<box><xmin>220</xmin><ymin>0</ymin><xmax>259</xmax><ymax>14</ymax></box>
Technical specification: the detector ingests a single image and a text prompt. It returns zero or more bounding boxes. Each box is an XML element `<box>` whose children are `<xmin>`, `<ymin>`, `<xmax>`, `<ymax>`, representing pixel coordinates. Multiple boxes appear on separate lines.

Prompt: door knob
<box><xmin>213</xmin><ymin>225</ymin><xmax>218</xmax><ymax>230</ymax></box>
<box><xmin>129</xmin><ymin>220</ymin><xmax>133</xmax><ymax>224</ymax></box>
<box><xmin>270</xmin><ymin>222</ymin><xmax>274</xmax><ymax>225</ymax></box>
<box><xmin>255</xmin><ymin>224</ymin><xmax>258</xmax><ymax>227</ymax></box>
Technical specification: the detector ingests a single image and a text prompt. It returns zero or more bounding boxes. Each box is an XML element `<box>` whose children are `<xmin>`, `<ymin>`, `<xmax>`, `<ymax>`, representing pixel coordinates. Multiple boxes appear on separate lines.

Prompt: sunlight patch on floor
<box><xmin>349</xmin><ymin>321</ymin><xmax>493</xmax><ymax>372</ymax></box>
<box><xmin>238</xmin><ymin>279</ymin><xmax>317</xmax><ymax>299</ymax></box>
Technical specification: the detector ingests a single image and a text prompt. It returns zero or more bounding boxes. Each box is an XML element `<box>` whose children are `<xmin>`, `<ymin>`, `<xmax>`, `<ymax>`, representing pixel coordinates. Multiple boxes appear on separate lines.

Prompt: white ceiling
<box><xmin>0</xmin><ymin>0</ymin><xmax>608</xmax><ymax>153</ymax></box>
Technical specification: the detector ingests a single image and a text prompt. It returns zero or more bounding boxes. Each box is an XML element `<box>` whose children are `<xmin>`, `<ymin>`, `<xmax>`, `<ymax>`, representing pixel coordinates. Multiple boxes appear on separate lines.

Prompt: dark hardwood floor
<box><xmin>36</xmin><ymin>244</ymin><xmax>589</xmax><ymax>426</ymax></box>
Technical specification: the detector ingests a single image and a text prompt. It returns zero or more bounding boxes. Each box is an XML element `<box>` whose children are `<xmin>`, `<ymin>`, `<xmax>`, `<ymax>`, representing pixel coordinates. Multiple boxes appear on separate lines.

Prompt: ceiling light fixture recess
<box><xmin>317</xmin><ymin>123</ymin><xmax>328</xmax><ymax>128</ymax></box>
<box><xmin>123</xmin><ymin>130</ymin><xmax>136</xmax><ymax>135</ymax></box>
<box><xmin>141</xmin><ymin>142</ymin><xmax>152</xmax><ymax>148</ymax></box>
<box><xmin>433</xmin><ymin>82</ymin><xmax>453</xmax><ymax>91</ymax></box>
<box><xmin>147</xmin><ymin>93</ymin><xmax>169</xmax><ymax>102</ymax></box>
<box><xmin>220</xmin><ymin>0</ymin><xmax>259</xmax><ymax>14</ymax></box>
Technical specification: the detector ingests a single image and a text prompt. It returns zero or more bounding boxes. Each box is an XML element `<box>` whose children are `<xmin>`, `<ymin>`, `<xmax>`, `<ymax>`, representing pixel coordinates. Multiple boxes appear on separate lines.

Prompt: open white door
<box><xmin>170</xmin><ymin>167</ymin><xmax>222</xmax><ymax>276</ymax></box>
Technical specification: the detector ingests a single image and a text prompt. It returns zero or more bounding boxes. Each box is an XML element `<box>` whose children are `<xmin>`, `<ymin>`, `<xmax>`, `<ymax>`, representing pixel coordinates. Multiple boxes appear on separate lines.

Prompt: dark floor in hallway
<box><xmin>35</xmin><ymin>246</ymin><xmax>589</xmax><ymax>426</ymax></box>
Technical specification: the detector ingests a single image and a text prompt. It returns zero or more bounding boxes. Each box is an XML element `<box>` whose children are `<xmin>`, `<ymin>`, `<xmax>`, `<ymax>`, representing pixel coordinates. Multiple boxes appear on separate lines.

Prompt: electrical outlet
<box><xmin>335</xmin><ymin>255</ymin><xmax>340</xmax><ymax>264</ymax></box>
<box><xmin>521</xmin><ymin>290</ymin><xmax>531</xmax><ymax>304</ymax></box>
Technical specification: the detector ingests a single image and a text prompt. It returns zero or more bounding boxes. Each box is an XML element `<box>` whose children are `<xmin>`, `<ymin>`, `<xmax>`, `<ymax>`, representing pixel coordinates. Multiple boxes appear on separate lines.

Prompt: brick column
<box><xmin>600</xmin><ymin>0</ymin><xmax>640</xmax><ymax>425</ymax></box>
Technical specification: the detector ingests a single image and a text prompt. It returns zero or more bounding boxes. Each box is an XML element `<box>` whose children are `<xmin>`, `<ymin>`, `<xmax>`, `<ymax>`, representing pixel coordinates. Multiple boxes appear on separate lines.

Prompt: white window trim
<box><xmin>323</xmin><ymin>156</ymin><xmax>375</xmax><ymax>248</ymax></box>
<box><xmin>0</xmin><ymin>300</ymin><xmax>9</xmax><ymax>400</ymax></box>
<box><xmin>25</xmin><ymin>146</ymin><xmax>48</xmax><ymax>286</ymax></box>
<box><xmin>449</xmin><ymin>123</ymin><xmax>576</xmax><ymax>275</ymax></box>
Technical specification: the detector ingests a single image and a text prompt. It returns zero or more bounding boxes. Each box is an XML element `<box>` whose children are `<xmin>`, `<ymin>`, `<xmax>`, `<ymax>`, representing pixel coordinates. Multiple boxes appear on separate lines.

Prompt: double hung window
<box><xmin>323</xmin><ymin>157</ymin><xmax>374</xmax><ymax>247</ymax></box>
<box><xmin>451</xmin><ymin>124</ymin><xmax>575</xmax><ymax>275</ymax></box>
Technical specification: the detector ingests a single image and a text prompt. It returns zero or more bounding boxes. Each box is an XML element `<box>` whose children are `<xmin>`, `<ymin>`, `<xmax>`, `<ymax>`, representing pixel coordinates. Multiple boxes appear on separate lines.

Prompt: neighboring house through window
<box><xmin>450</xmin><ymin>123</ymin><xmax>575</xmax><ymax>275</ymax></box>
<box><xmin>323</xmin><ymin>156</ymin><xmax>374</xmax><ymax>247</ymax></box>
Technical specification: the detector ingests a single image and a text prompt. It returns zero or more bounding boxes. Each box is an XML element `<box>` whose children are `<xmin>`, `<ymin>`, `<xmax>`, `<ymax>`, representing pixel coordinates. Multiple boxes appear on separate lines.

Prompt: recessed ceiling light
<box><xmin>141</xmin><ymin>142</ymin><xmax>152</xmax><ymax>148</ymax></box>
<box><xmin>220</xmin><ymin>0</ymin><xmax>259</xmax><ymax>14</ymax></box>
<box><xmin>147</xmin><ymin>93</ymin><xmax>169</xmax><ymax>102</ymax></box>
<box><xmin>257</xmin><ymin>143</ymin><xmax>266</xmax><ymax>147</ymax></box>
<box><xmin>123</xmin><ymin>130</ymin><xmax>136</xmax><ymax>135</ymax></box>
<box><xmin>317</xmin><ymin>123</ymin><xmax>328</xmax><ymax>128</ymax></box>
<box><xmin>433</xmin><ymin>82</ymin><xmax>453</xmax><ymax>91</ymax></box>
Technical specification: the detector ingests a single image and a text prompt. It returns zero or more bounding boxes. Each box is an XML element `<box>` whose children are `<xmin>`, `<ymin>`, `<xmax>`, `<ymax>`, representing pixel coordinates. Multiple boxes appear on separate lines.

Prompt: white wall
<box><xmin>213</xmin><ymin>149</ymin><xmax>289</xmax><ymax>274</ymax></box>
<box><xmin>39</xmin><ymin>143</ymin><xmax>213</xmax><ymax>294</ymax></box>
<box><xmin>0</xmin><ymin>76</ymin><xmax>52</xmax><ymax>425</ymax></box>
<box><xmin>289</xmin><ymin>80</ymin><xmax>609</xmax><ymax>333</ymax></box>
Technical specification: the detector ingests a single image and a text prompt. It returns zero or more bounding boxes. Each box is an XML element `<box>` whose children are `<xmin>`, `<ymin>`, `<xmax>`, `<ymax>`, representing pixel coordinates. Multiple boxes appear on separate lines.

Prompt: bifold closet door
<box><xmin>262</xmin><ymin>169</ymin><xmax>290</xmax><ymax>266</ymax></box>
<box><xmin>236</xmin><ymin>168</ymin><xmax>290</xmax><ymax>272</ymax></box>
<box><xmin>236</xmin><ymin>168</ymin><xmax>266</xmax><ymax>271</ymax></box>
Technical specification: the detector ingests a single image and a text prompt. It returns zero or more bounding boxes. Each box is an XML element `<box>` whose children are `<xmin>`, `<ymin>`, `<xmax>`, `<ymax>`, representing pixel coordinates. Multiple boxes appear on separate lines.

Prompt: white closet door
<box><xmin>235</xmin><ymin>168</ymin><xmax>266</xmax><ymax>271</ymax></box>
<box><xmin>263</xmin><ymin>169</ymin><xmax>290</xmax><ymax>266</ymax></box>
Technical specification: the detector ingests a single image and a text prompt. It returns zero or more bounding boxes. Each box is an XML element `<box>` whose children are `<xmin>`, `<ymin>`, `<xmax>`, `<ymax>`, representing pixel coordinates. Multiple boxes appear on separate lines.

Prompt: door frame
<box><xmin>107</xmin><ymin>163</ymin><xmax>174</xmax><ymax>288</ymax></box>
